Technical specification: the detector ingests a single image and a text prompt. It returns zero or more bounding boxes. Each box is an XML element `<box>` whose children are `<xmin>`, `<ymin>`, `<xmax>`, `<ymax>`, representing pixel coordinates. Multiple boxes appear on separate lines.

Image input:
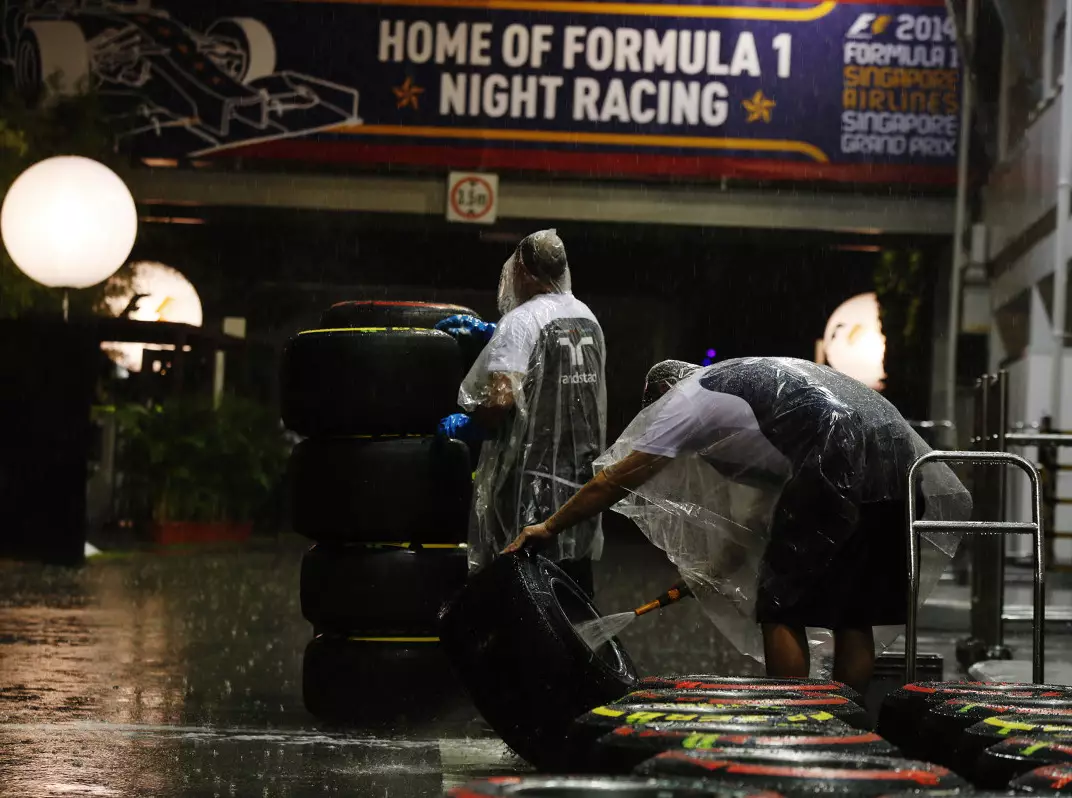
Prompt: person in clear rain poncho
<box><xmin>506</xmin><ymin>356</ymin><xmax>971</xmax><ymax>693</ymax></box>
<box><xmin>436</xmin><ymin>230</ymin><xmax>607</xmax><ymax>597</ymax></box>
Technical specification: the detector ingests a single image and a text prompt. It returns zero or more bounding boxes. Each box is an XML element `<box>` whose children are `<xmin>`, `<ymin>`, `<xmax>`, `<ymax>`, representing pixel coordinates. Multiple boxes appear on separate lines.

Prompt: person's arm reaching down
<box><xmin>502</xmin><ymin>450</ymin><xmax>669</xmax><ymax>553</ymax></box>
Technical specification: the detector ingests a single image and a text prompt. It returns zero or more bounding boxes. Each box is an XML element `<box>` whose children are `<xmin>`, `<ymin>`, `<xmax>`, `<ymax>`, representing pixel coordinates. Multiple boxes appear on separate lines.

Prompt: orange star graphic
<box><xmin>393</xmin><ymin>77</ymin><xmax>425</xmax><ymax>110</ymax></box>
<box><xmin>742</xmin><ymin>90</ymin><xmax>776</xmax><ymax>123</ymax></box>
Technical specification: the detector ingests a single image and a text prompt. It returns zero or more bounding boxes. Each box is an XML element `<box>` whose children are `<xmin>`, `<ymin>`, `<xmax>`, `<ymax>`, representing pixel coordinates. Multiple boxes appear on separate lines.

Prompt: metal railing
<box><xmin>906</xmin><ymin>449</ymin><xmax>1046</xmax><ymax>684</ymax></box>
<box><xmin>1007</xmin><ymin>416</ymin><xmax>1072</xmax><ymax>570</ymax></box>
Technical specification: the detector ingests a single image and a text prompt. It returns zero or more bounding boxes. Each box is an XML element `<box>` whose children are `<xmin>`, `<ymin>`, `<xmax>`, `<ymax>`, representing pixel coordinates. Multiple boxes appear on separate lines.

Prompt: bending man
<box><xmin>506</xmin><ymin>356</ymin><xmax>969</xmax><ymax>693</ymax></box>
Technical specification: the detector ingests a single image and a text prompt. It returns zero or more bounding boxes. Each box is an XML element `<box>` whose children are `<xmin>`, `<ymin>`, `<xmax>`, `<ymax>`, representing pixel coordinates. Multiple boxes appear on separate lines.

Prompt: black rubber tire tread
<box><xmin>289</xmin><ymin>436</ymin><xmax>471</xmax><ymax>543</ymax></box>
<box><xmin>875</xmin><ymin>792</ymin><xmax>1020</xmax><ymax>797</ymax></box>
<box><xmin>618</xmin><ymin>689</ymin><xmax>870</xmax><ymax>730</ymax></box>
<box><xmin>320</xmin><ymin>300</ymin><xmax>481</xmax><ymax>330</ymax></box>
<box><xmin>449</xmin><ymin>775</ymin><xmax>793</xmax><ymax>798</ymax></box>
<box><xmin>302</xmin><ymin>635</ymin><xmax>471</xmax><ymax>727</ymax></box>
<box><xmin>591</xmin><ymin>722</ymin><xmax>898</xmax><ymax>775</ymax></box>
<box><xmin>300</xmin><ymin>543</ymin><xmax>468</xmax><ymax>635</ymax></box>
<box><xmin>878</xmin><ymin>683</ymin><xmax>1072</xmax><ymax>758</ymax></box>
<box><xmin>974</xmin><ymin>737</ymin><xmax>1072</xmax><ymax>790</ymax></box>
<box><xmin>641</xmin><ymin>676</ymin><xmax>863</xmax><ymax>706</ymax></box>
<box><xmin>280</xmin><ymin>328</ymin><xmax>463</xmax><ymax>437</ymax></box>
<box><xmin>960</xmin><ymin>716</ymin><xmax>1072</xmax><ymax>786</ymax></box>
<box><xmin>438</xmin><ymin>550</ymin><xmax>639</xmax><ymax>771</ymax></box>
<box><xmin>633</xmin><ymin>749</ymin><xmax>968</xmax><ymax>795</ymax></box>
<box><xmin>918</xmin><ymin>699</ymin><xmax>1072</xmax><ymax>768</ymax></box>
<box><xmin>568</xmin><ymin>703</ymin><xmax>855</xmax><ymax>767</ymax></box>
<box><xmin>1010</xmin><ymin>764</ymin><xmax>1072</xmax><ymax>794</ymax></box>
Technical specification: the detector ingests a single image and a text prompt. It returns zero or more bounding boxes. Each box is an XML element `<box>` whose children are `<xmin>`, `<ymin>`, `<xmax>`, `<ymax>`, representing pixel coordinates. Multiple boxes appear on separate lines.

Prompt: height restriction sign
<box><xmin>446</xmin><ymin>172</ymin><xmax>499</xmax><ymax>225</ymax></box>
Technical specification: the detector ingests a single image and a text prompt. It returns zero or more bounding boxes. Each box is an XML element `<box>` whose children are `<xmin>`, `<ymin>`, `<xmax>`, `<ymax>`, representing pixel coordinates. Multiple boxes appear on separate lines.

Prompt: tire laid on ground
<box><xmin>918</xmin><ymin>699</ymin><xmax>1072</xmax><ymax>769</ymax></box>
<box><xmin>280</xmin><ymin>328</ymin><xmax>463</xmax><ymax>437</ymax></box>
<box><xmin>300</xmin><ymin>543</ymin><xmax>468</xmax><ymax>635</ymax></box>
<box><xmin>641</xmin><ymin>675</ymin><xmax>863</xmax><ymax>706</ymax></box>
<box><xmin>617</xmin><ymin>690</ymin><xmax>870</xmax><ymax>730</ymax></box>
<box><xmin>289</xmin><ymin>436</ymin><xmax>471</xmax><ymax>543</ymax></box>
<box><xmin>877</xmin><ymin>793</ymin><xmax>1021</xmax><ymax>797</ymax></box>
<box><xmin>878</xmin><ymin>683</ymin><xmax>1072</xmax><ymax>757</ymax></box>
<box><xmin>568</xmin><ymin>704</ymin><xmax>855</xmax><ymax>766</ymax></box>
<box><xmin>633</xmin><ymin>750</ymin><xmax>968</xmax><ymax>795</ymax></box>
<box><xmin>590</xmin><ymin>721</ymin><xmax>897</xmax><ymax>775</ymax></box>
<box><xmin>1010</xmin><ymin>764</ymin><xmax>1072</xmax><ymax>793</ymax></box>
<box><xmin>320</xmin><ymin>300</ymin><xmax>481</xmax><ymax>330</ymax></box>
<box><xmin>962</xmin><ymin>716</ymin><xmax>1072</xmax><ymax>787</ymax></box>
<box><xmin>438</xmin><ymin>550</ymin><xmax>639</xmax><ymax>771</ymax></box>
<box><xmin>302</xmin><ymin>634</ymin><xmax>473</xmax><ymax>727</ymax></box>
<box><xmin>974</xmin><ymin>738</ymin><xmax>1072</xmax><ymax>789</ymax></box>
<box><xmin>448</xmin><ymin>775</ymin><xmax>796</xmax><ymax>798</ymax></box>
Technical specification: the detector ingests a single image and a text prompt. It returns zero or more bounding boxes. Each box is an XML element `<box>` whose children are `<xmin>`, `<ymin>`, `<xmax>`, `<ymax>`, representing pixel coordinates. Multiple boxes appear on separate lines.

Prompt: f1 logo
<box><xmin>846</xmin><ymin>13</ymin><xmax>891</xmax><ymax>39</ymax></box>
<box><xmin>558</xmin><ymin>335</ymin><xmax>594</xmax><ymax>368</ymax></box>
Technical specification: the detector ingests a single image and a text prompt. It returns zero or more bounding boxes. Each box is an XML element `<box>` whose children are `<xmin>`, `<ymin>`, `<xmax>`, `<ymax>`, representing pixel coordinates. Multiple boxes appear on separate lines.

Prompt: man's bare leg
<box><xmin>761</xmin><ymin>623</ymin><xmax>810</xmax><ymax>678</ymax></box>
<box><xmin>832</xmin><ymin>626</ymin><xmax>875</xmax><ymax>695</ymax></box>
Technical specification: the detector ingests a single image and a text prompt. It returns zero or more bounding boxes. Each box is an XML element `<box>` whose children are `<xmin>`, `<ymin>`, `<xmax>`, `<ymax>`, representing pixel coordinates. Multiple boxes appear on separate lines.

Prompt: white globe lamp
<box><xmin>102</xmin><ymin>261</ymin><xmax>203</xmax><ymax>373</ymax></box>
<box><xmin>822</xmin><ymin>292</ymin><xmax>887</xmax><ymax>391</ymax></box>
<box><xmin>1</xmin><ymin>156</ymin><xmax>138</xmax><ymax>318</ymax></box>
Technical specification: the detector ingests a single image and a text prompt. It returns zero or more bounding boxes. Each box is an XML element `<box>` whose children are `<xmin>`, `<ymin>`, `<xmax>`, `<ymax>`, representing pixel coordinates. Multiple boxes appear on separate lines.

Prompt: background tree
<box><xmin>873</xmin><ymin>247</ymin><xmax>937</xmax><ymax>422</ymax></box>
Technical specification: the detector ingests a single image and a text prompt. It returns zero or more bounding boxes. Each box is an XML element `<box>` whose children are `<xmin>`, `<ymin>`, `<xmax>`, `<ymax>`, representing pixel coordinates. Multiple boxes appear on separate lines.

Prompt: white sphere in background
<box><xmin>0</xmin><ymin>156</ymin><xmax>138</xmax><ymax>288</ymax></box>
<box><xmin>102</xmin><ymin>261</ymin><xmax>202</xmax><ymax>373</ymax></box>
<box><xmin>822</xmin><ymin>292</ymin><xmax>887</xmax><ymax>391</ymax></box>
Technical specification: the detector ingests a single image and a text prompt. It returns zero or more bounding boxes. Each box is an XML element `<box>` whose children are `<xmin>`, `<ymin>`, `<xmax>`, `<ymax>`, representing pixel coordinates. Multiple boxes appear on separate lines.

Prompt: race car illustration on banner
<box><xmin>0</xmin><ymin>0</ymin><xmax>363</xmax><ymax>156</ymax></box>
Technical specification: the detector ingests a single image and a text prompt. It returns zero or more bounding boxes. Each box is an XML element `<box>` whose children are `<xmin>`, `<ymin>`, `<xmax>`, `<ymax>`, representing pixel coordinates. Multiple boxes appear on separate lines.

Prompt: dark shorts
<box><xmin>755</xmin><ymin>495</ymin><xmax>922</xmax><ymax>629</ymax></box>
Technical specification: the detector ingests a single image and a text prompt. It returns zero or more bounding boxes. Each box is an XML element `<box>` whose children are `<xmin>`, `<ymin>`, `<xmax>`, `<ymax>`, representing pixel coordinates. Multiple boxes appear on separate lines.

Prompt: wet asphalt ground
<box><xmin>0</xmin><ymin>534</ymin><xmax>1068</xmax><ymax>797</ymax></box>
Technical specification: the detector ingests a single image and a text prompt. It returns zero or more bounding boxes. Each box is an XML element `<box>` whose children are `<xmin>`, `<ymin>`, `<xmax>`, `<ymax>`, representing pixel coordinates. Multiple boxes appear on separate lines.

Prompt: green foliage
<box><xmin>0</xmin><ymin>87</ymin><xmax>131</xmax><ymax>319</ymax></box>
<box><xmin>101</xmin><ymin>396</ymin><xmax>291</xmax><ymax>525</ymax></box>
<box><xmin>873</xmin><ymin>248</ymin><xmax>932</xmax><ymax>418</ymax></box>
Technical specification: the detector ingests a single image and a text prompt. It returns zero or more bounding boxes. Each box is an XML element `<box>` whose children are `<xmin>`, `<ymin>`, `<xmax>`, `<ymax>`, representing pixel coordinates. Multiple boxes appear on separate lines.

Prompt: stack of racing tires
<box><xmin>280</xmin><ymin>300</ymin><xmax>482</xmax><ymax>726</ymax></box>
<box><xmin>442</xmin><ymin>550</ymin><xmax>1072</xmax><ymax>796</ymax></box>
<box><xmin>448</xmin><ymin>672</ymin><xmax>1072</xmax><ymax>796</ymax></box>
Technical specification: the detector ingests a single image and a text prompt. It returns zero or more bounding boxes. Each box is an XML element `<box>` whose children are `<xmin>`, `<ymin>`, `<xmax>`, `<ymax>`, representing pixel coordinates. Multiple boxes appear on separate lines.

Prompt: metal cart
<box><xmin>905</xmin><ymin>450</ymin><xmax>1046</xmax><ymax>684</ymax></box>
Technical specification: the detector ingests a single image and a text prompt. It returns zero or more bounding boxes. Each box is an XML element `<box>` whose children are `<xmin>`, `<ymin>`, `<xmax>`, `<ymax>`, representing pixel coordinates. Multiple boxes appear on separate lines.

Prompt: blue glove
<box><xmin>435</xmin><ymin>314</ymin><xmax>496</xmax><ymax>344</ymax></box>
<box><xmin>438</xmin><ymin>413</ymin><xmax>484</xmax><ymax>443</ymax></box>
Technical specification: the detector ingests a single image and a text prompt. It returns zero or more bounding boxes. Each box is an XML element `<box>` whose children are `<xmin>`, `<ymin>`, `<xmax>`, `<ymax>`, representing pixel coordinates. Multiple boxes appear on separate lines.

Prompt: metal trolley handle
<box><xmin>905</xmin><ymin>450</ymin><xmax>1046</xmax><ymax>684</ymax></box>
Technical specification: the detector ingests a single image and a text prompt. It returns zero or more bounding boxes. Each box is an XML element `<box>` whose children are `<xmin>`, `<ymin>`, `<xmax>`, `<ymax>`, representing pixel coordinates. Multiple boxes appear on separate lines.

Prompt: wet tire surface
<box><xmin>633</xmin><ymin>749</ymin><xmax>969</xmax><ymax>796</ymax></box>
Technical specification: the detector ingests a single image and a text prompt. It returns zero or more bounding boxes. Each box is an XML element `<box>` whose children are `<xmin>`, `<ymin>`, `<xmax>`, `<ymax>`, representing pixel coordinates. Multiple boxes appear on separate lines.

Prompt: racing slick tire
<box><xmin>917</xmin><ymin>699</ymin><xmax>1072</xmax><ymax>769</ymax></box>
<box><xmin>877</xmin><ymin>682</ymin><xmax>1072</xmax><ymax>758</ymax></box>
<box><xmin>302</xmin><ymin>634</ymin><xmax>472</xmax><ymax>727</ymax></box>
<box><xmin>617</xmin><ymin>689</ymin><xmax>870</xmax><ymax>730</ymax></box>
<box><xmin>974</xmin><ymin>738</ymin><xmax>1072</xmax><ymax>789</ymax></box>
<box><xmin>289</xmin><ymin>436</ymin><xmax>471</xmax><ymax>543</ymax></box>
<box><xmin>448</xmin><ymin>776</ymin><xmax>795</xmax><ymax>798</ymax></box>
<box><xmin>280</xmin><ymin>328</ymin><xmax>463</xmax><ymax>437</ymax></box>
<box><xmin>567</xmin><ymin>704</ymin><xmax>854</xmax><ymax>766</ymax></box>
<box><xmin>206</xmin><ymin>17</ymin><xmax>277</xmax><ymax>83</ymax></box>
<box><xmin>320</xmin><ymin>300</ymin><xmax>482</xmax><ymax>330</ymax></box>
<box><xmin>589</xmin><ymin>722</ymin><xmax>897</xmax><ymax>774</ymax></box>
<box><xmin>961</xmin><ymin>716</ymin><xmax>1072</xmax><ymax>786</ymax></box>
<box><xmin>438</xmin><ymin>549</ymin><xmax>639</xmax><ymax>771</ymax></box>
<box><xmin>633</xmin><ymin>750</ymin><xmax>968</xmax><ymax>795</ymax></box>
<box><xmin>640</xmin><ymin>675</ymin><xmax>863</xmax><ymax>706</ymax></box>
<box><xmin>1010</xmin><ymin>764</ymin><xmax>1072</xmax><ymax>794</ymax></box>
<box><xmin>300</xmin><ymin>543</ymin><xmax>468</xmax><ymax>635</ymax></box>
<box><xmin>15</xmin><ymin>21</ymin><xmax>89</xmax><ymax>104</ymax></box>
<box><xmin>320</xmin><ymin>300</ymin><xmax>487</xmax><ymax>373</ymax></box>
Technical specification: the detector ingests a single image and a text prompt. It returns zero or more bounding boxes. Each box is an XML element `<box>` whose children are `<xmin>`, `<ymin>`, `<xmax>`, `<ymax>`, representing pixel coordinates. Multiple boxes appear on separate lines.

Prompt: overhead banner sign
<box><xmin>5</xmin><ymin>0</ymin><xmax>960</xmax><ymax>185</ymax></box>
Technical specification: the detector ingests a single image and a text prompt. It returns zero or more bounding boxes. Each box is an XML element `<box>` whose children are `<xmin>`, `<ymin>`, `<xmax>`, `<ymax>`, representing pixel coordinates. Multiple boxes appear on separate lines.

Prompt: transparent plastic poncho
<box><xmin>593</xmin><ymin>357</ymin><xmax>971</xmax><ymax>664</ymax></box>
<box><xmin>461</xmin><ymin>232</ymin><xmax>607</xmax><ymax>570</ymax></box>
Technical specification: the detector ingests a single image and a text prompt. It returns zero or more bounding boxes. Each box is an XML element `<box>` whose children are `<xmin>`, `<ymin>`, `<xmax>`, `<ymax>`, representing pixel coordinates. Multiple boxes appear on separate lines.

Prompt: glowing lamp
<box><xmin>102</xmin><ymin>261</ymin><xmax>202</xmax><ymax>373</ymax></box>
<box><xmin>822</xmin><ymin>292</ymin><xmax>886</xmax><ymax>391</ymax></box>
<box><xmin>1</xmin><ymin>156</ymin><xmax>137</xmax><ymax>290</ymax></box>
